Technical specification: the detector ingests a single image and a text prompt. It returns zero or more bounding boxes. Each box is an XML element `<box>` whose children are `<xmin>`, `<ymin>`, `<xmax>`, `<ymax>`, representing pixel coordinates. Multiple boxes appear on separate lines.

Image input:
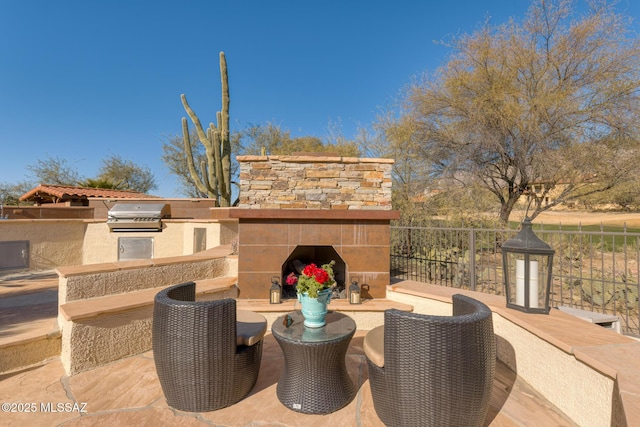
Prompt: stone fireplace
<box><xmin>216</xmin><ymin>154</ymin><xmax>399</xmax><ymax>299</ymax></box>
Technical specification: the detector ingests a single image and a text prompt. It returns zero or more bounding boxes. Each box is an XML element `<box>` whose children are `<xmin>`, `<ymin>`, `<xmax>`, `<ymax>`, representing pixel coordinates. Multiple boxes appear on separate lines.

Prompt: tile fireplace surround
<box><xmin>213</xmin><ymin>209</ymin><xmax>400</xmax><ymax>299</ymax></box>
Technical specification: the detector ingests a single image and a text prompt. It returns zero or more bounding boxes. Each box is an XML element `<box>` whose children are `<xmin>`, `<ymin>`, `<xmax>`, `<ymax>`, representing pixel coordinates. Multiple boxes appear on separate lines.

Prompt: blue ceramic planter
<box><xmin>297</xmin><ymin>288</ymin><xmax>332</xmax><ymax>328</ymax></box>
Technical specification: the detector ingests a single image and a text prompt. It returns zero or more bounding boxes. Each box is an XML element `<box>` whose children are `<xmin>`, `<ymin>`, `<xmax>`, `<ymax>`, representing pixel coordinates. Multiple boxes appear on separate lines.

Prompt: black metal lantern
<box><xmin>348</xmin><ymin>278</ymin><xmax>361</xmax><ymax>304</ymax></box>
<box><xmin>270</xmin><ymin>276</ymin><xmax>282</xmax><ymax>304</ymax></box>
<box><xmin>502</xmin><ymin>217</ymin><xmax>555</xmax><ymax>314</ymax></box>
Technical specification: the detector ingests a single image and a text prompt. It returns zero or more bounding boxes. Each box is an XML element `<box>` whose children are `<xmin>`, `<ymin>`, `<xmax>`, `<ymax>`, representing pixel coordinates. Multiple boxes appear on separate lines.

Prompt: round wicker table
<box><xmin>271</xmin><ymin>311</ymin><xmax>356</xmax><ymax>414</ymax></box>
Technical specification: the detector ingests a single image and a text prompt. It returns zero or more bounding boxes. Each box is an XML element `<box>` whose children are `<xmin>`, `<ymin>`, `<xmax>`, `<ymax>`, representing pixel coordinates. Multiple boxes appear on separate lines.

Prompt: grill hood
<box><xmin>107</xmin><ymin>203</ymin><xmax>171</xmax><ymax>231</ymax></box>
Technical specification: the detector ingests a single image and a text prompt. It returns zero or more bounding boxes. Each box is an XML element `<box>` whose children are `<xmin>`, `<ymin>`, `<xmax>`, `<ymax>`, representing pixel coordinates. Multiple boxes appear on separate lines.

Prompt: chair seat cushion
<box><xmin>236</xmin><ymin>310</ymin><xmax>267</xmax><ymax>346</ymax></box>
<box><xmin>364</xmin><ymin>325</ymin><xmax>385</xmax><ymax>368</ymax></box>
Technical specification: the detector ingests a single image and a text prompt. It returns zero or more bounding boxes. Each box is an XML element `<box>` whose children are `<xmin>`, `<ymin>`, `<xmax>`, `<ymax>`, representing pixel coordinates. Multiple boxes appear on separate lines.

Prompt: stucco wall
<box><xmin>57</xmin><ymin>248</ymin><xmax>238</xmax><ymax>375</ymax></box>
<box><xmin>0</xmin><ymin>219</ymin><xmax>232</xmax><ymax>272</ymax></box>
<box><xmin>81</xmin><ymin>221</ymin><xmax>225</xmax><ymax>264</ymax></box>
<box><xmin>0</xmin><ymin>220</ymin><xmax>86</xmax><ymax>270</ymax></box>
<box><xmin>492</xmin><ymin>314</ymin><xmax>613</xmax><ymax>427</ymax></box>
<box><xmin>58</xmin><ymin>255</ymin><xmax>231</xmax><ymax>303</ymax></box>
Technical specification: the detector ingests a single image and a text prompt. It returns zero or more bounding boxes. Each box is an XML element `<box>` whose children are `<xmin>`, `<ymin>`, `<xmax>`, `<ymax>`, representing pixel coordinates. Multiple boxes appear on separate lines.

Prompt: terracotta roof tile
<box><xmin>20</xmin><ymin>184</ymin><xmax>156</xmax><ymax>203</ymax></box>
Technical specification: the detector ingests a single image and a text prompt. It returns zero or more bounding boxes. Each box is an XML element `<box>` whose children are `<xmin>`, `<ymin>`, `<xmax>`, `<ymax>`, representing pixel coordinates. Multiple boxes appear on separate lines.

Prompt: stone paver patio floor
<box><xmin>0</xmin><ymin>330</ymin><xmax>578</xmax><ymax>427</ymax></box>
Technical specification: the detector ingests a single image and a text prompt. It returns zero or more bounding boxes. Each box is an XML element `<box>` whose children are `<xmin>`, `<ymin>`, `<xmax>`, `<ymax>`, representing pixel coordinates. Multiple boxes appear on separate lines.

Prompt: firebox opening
<box><xmin>281</xmin><ymin>245</ymin><xmax>347</xmax><ymax>299</ymax></box>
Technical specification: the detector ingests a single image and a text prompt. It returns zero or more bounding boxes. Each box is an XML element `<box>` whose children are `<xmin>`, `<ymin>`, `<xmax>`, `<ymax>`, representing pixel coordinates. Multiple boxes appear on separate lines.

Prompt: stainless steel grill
<box><xmin>107</xmin><ymin>203</ymin><xmax>171</xmax><ymax>231</ymax></box>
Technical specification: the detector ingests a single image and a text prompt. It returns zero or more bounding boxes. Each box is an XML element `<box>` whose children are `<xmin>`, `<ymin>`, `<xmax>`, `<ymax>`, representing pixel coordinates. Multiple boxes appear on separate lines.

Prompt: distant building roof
<box><xmin>20</xmin><ymin>184</ymin><xmax>156</xmax><ymax>205</ymax></box>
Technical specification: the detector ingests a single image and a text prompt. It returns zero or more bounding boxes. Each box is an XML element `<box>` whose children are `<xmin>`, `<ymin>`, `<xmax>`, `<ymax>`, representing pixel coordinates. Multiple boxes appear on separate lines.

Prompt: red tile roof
<box><xmin>20</xmin><ymin>184</ymin><xmax>157</xmax><ymax>204</ymax></box>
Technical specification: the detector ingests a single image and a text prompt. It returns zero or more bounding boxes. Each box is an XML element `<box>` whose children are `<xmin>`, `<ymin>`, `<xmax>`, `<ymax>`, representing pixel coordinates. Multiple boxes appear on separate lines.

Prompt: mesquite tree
<box><xmin>180</xmin><ymin>51</ymin><xmax>231</xmax><ymax>206</ymax></box>
<box><xmin>394</xmin><ymin>0</ymin><xmax>640</xmax><ymax>224</ymax></box>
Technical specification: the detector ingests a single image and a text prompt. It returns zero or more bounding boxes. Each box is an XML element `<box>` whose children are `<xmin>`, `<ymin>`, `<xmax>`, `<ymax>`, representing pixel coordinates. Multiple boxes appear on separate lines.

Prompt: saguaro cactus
<box><xmin>180</xmin><ymin>51</ymin><xmax>231</xmax><ymax>206</ymax></box>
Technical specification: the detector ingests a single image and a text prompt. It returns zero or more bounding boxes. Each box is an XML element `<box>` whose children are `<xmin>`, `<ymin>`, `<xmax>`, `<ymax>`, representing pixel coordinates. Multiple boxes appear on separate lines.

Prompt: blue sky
<box><xmin>2</xmin><ymin>1</ymin><xmax>639</xmax><ymax>197</ymax></box>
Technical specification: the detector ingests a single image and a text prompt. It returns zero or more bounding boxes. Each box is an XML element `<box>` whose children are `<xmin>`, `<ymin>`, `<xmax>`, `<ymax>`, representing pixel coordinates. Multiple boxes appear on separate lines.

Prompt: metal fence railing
<box><xmin>390</xmin><ymin>222</ymin><xmax>640</xmax><ymax>336</ymax></box>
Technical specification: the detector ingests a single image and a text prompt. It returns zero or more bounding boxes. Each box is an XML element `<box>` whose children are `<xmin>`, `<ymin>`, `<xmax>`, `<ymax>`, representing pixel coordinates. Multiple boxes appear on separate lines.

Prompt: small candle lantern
<box><xmin>502</xmin><ymin>217</ymin><xmax>554</xmax><ymax>314</ymax></box>
<box><xmin>270</xmin><ymin>276</ymin><xmax>282</xmax><ymax>304</ymax></box>
<box><xmin>348</xmin><ymin>278</ymin><xmax>361</xmax><ymax>304</ymax></box>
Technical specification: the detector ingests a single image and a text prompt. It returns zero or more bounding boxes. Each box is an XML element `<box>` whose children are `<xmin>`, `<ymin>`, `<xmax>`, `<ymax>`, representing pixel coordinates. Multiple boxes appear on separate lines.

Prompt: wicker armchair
<box><xmin>152</xmin><ymin>282</ymin><xmax>266</xmax><ymax>412</ymax></box>
<box><xmin>364</xmin><ymin>294</ymin><xmax>496</xmax><ymax>427</ymax></box>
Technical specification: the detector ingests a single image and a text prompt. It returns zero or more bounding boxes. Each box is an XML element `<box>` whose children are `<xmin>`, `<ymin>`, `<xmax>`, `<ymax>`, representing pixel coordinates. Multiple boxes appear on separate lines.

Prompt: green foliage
<box><xmin>385</xmin><ymin>0</ymin><xmax>640</xmax><ymax>224</ymax></box>
<box><xmin>370</xmin><ymin>112</ymin><xmax>434</xmax><ymax>222</ymax></box>
<box><xmin>585</xmin><ymin>179</ymin><xmax>640</xmax><ymax>211</ymax></box>
<box><xmin>162</xmin><ymin>129</ymin><xmax>209</xmax><ymax>197</ymax></box>
<box><xmin>0</xmin><ymin>181</ymin><xmax>33</xmax><ymax>205</ymax></box>
<box><xmin>573</xmin><ymin>277</ymin><xmax>639</xmax><ymax>311</ymax></box>
<box><xmin>180</xmin><ymin>52</ymin><xmax>232</xmax><ymax>206</ymax></box>
<box><xmin>238</xmin><ymin>122</ymin><xmax>359</xmax><ymax>156</ymax></box>
<box><xmin>79</xmin><ymin>178</ymin><xmax>118</xmax><ymax>189</ymax></box>
<box><xmin>96</xmin><ymin>155</ymin><xmax>156</xmax><ymax>193</ymax></box>
<box><xmin>425</xmin><ymin>183</ymin><xmax>500</xmax><ymax>225</ymax></box>
<box><xmin>165</xmin><ymin>116</ymin><xmax>358</xmax><ymax>199</ymax></box>
<box><xmin>26</xmin><ymin>155</ymin><xmax>81</xmax><ymax>186</ymax></box>
<box><xmin>25</xmin><ymin>154</ymin><xmax>156</xmax><ymax>194</ymax></box>
<box><xmin>295</xmin><ymin>261</ymin><xmax>336</xmax><ymax>298</ymax></box>
<box><xmin>163</xmin><ymin>128</ymin><xmax>241</xmax><ymax>198</ymax></box>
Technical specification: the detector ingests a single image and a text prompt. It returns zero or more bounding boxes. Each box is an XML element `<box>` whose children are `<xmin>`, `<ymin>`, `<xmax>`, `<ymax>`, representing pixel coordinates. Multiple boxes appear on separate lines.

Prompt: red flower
<box><xmin>302</xmin><ymin>263</ymin><xmax>317</xmax><ymax>277</ymax></box>
<box><xmin>295</xmin><ymin>260</ymin><xmax>336</xmax><ymax>298</ymax></box>
<box><xmin>313</xmin><ymin>268</ymin><xmax>329</xmax><ymax>284</ymax></box>
<box><xmin>286</xmin><ymin>272</ymin><xmax>298</xmax><ymax>285</ymax></box>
